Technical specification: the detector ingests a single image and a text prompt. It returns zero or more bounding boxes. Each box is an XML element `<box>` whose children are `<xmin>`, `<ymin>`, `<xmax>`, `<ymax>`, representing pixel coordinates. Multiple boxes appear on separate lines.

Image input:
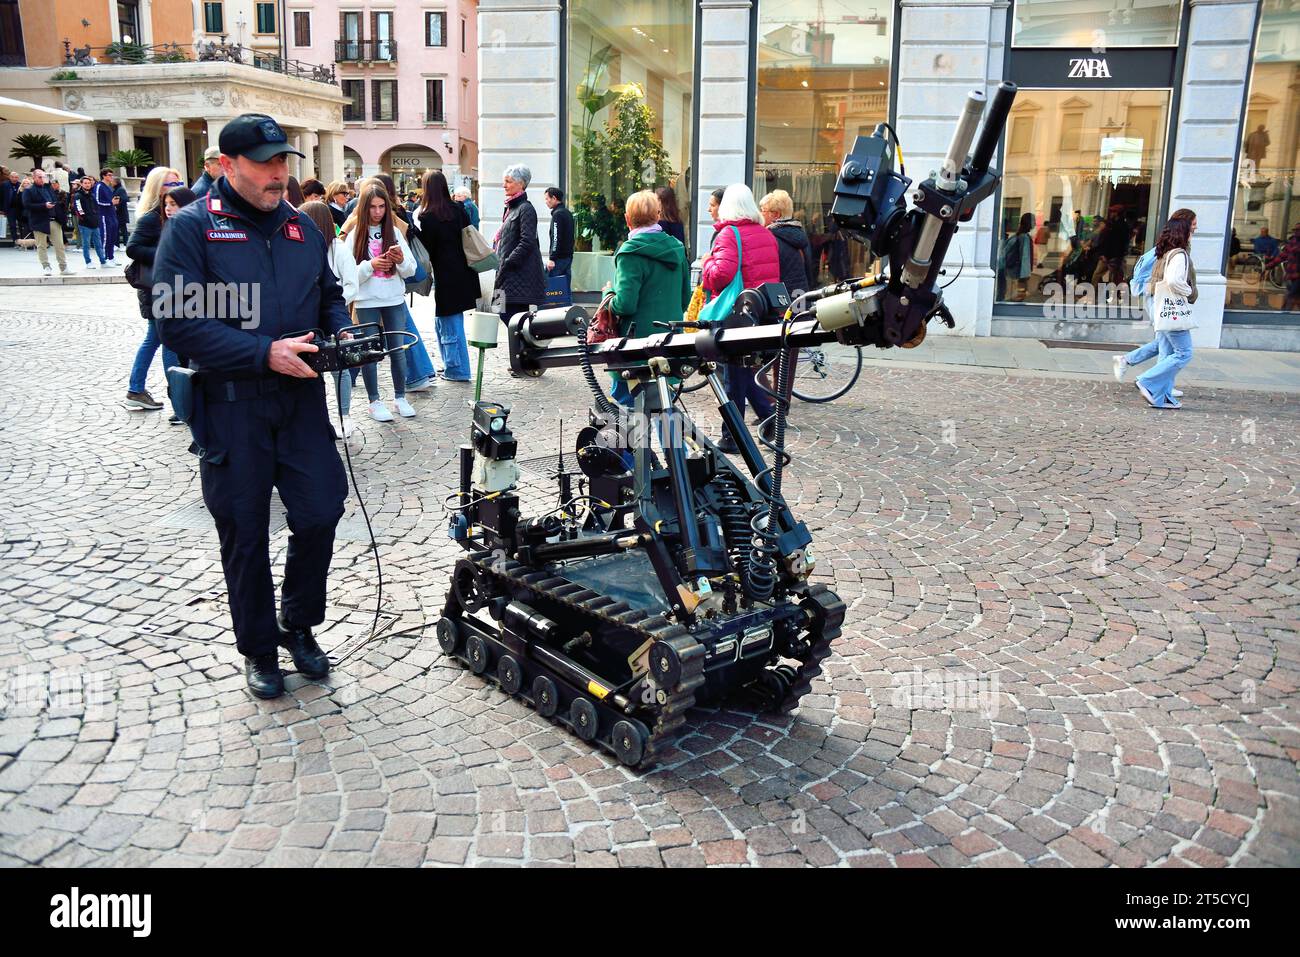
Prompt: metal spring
<box><xmin>576</xmin><ymin>320</ymin><xmax>619</xmax><ymax>417</ymax></box>
<box><xmin>715</xmin><ymin>472</ymin><xmax>755</xmax><ymax>595</ymax></box>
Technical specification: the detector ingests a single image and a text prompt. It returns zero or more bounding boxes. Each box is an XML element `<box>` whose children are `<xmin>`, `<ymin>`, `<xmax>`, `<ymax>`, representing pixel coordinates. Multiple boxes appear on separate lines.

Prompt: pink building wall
<box><xmin>288</xmin><ymin>0</ymin><xmax>478</xmax><ymax>194</ymax></box>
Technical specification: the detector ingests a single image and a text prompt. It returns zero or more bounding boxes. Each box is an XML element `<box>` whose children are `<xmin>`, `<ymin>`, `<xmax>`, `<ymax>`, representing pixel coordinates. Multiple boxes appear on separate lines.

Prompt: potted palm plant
<box><xmin>106</xmin><ymin>148</ymin><xmax>154</xmax><ymax>198</ymax></box>
<box><xmin>8</xmin><ymin>133</ymin><xmax>64</xmax><ymax>170</ymax></box>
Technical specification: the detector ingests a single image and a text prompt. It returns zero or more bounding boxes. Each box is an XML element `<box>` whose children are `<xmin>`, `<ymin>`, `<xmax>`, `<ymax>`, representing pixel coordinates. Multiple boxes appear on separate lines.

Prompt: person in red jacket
<box><xmin>701</xmin><ymin>184</ymin><xmax>782</xmax><ymax>452</ymax></box>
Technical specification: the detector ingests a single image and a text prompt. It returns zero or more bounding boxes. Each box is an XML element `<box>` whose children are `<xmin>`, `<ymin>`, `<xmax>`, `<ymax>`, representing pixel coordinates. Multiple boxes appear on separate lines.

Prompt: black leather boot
<box><xmin>276</xmin><ymin>613</ymin><xmax>331</xmax><ymax>678</ymax></box>
<box><xmin>245</xmin><ymin>653</ymin><xmax>285</xmax><ymax>699</ymax></box>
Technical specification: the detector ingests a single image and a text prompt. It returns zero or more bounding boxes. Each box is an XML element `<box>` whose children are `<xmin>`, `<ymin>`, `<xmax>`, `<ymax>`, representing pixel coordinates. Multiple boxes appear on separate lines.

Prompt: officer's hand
<box><xmin>268</xmin><ymin>332</ymin><xmax>319</xmax><ymax>378</ymax></box>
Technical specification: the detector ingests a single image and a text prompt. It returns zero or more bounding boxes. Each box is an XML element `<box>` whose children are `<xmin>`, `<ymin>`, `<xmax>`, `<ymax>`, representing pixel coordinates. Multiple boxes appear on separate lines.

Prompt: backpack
<box><xmin>1130</xmin><ymin>247</ymin><xmax>1156</xmax><ymax>297</ymax></box>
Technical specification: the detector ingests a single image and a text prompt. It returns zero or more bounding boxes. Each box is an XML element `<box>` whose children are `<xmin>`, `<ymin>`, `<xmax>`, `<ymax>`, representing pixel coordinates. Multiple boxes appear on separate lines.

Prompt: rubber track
<box><xmin>776</xmin><ymin>583</ymin><xmax>845</xmax><ymax>714</ymax></box>
<box><xmin>450</xmin><ymin>551</ymin><xmax>706</xmax><ymax>765</ymax></box>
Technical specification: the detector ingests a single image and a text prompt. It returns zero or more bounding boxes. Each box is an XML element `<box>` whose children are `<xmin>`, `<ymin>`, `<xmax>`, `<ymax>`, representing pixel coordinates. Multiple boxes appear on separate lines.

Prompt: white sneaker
<box><xmin>1112</xmin><ymin>355</ymin><xmax>1127</xmax><ymax>382</ymax></box>
<box><xmin>106</xmin><ymin>258</ymin><xmax>120</xmax><ymax>268</ymax></box>
<box><xmin>86</xmin><ymin>261</ymin><xmax>98</xmax><ymax>270</ymax></box>
<box><xmin>1172</xmin><ymin>388</ymin><xmax>1184</xmax><ymax>398</ymax></box>
<box><xmin>368</xmin><ymin>401</ymin><xmax>394</xmax><ymax>422</ymax></box>
<box><xmin>42</xmin><ymin>264</ymin><xmax>52</xmax><ymax>275</ymax></box>
<box><xmin>394</xmin><ymin>397</ymin><xmax>416</xmax><ymax>418</ymax></box>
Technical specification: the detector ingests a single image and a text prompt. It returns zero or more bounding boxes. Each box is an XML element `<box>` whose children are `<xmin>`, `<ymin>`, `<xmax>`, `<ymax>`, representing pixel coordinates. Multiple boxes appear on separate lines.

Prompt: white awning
<box><xmin>0</xmin><ymin>95</ymin><xmax>95</xmax><ymax>125</ymax></box>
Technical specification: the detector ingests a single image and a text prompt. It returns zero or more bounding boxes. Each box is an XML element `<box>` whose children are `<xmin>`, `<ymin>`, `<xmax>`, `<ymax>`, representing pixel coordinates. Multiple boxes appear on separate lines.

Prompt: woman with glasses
<box><xmin>123</xmin><ymin>167</ymin><xmax>185</xmax><ymax>413</ymax></box>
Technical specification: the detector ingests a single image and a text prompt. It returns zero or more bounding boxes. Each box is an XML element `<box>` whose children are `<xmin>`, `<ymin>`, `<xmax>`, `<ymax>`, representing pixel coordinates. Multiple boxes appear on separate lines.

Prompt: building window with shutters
<box><xmin>372</xmin><ymin>10</ymin><xmax>394</xmax><ymax>61</ymax></box>
<box><xmin>425</xmin><ymin>79</ymin><xmax>445</xmax><ymax>124</ymax></box>
<box><xmin>426</xmin><ymin>11</ymin><xmax>447</xmax><ymax>47</ymax></box>
<box><xmin>254</xmin><ymin>2</ymin><xmax>276</xmax><ymax>36</ymax></box>
<box><xmin>0</xmin><ymin>0</ymin><xmax>24</xmax><ymax>67</ymax></box>
<box><xmin>202</xmin><ymin>1</ymin><xmax>223</xmax><ymax>35</ymax></box>
<box><xmin>293</xmin><ymin>11</ymin><xmax>310</xmax><ymax>47</ymax></box>
<box><xmin>339</xmin><ymin>11</ymin><xmax>362</xmax><ymax>61</ymax></box>
<box><xmin>373</xmin><ymin>79</ymin><xmax>398</xmax><ymax>122</ymax></box>
<box><xmin>461</xmin><ymin>16</ymin><xmax>466</xmax><ymax>53</ymax></box>
<box><xmin>342</xmin><ymin>80</ymin><xmax>365</xmax><ymax>123</ymax></box>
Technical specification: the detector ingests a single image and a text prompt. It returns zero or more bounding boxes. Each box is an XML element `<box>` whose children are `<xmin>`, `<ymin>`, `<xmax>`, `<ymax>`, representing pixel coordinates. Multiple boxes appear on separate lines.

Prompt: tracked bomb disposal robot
<box><xmin>436</xmin><ymin>84</ymin><xmax>1018</xmax><ymax>766</ymax></box>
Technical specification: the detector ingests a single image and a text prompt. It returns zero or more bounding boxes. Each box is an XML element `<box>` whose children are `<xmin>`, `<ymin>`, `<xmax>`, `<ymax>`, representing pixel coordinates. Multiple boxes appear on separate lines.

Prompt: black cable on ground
<box><xmin>336</xmin><ymin>371</ymin><xmax>383</xmax><ymax>646</ymax></box>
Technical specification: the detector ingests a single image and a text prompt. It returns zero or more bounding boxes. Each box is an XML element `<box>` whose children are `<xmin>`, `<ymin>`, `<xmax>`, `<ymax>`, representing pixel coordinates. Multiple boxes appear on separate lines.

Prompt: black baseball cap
<box><xmin>219</xmin><ymin>113</ymin><xmax>306</xmax><ymax>162</ymax></box>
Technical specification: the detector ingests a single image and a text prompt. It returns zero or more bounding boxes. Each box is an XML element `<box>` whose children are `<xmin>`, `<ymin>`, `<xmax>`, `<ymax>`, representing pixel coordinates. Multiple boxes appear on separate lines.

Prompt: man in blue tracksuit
<box><xmin>93</xmin><ymin>169</ymin><xmax>121</xmax><ymax>265</ymax></box>
<box><xmin>155</xmin><ymin>113</ymin><xmax>352</xmax><ymax>699</ymax></box>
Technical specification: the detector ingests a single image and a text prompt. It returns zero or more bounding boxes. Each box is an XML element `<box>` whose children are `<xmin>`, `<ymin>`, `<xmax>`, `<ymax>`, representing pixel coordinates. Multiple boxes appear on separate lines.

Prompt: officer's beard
<box><xmin>228</xmin><ymin>173</ymin><xmax>285</xmax><ymax>213</ymax></box>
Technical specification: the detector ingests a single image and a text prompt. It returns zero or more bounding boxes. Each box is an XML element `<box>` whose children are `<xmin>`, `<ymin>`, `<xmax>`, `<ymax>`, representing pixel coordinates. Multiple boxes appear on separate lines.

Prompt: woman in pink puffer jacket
<box><xmin>701</xmin><ymin>184</ymin><xmax>781</xmax><ymax>451</ymax></box>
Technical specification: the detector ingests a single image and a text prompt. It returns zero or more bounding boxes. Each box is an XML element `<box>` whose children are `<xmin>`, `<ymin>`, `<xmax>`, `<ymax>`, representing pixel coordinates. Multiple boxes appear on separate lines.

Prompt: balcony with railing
<box><xmin>334</xmin><ymin>39</ymin><xmax>398</xmax><ymax>64</ymax></box>
<box><xmin>61</xmin><ymin>39</ymin><xmax>337</xmax><ymax>85</ymax></box>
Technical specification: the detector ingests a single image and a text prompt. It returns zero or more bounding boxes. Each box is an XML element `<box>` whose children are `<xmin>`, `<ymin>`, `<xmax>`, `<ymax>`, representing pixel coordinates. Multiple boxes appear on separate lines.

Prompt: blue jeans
<box><xmin>1135</xmin><ymin>330</ymin><xmax>1193</xmax><ymax>404</ymax></box>
<box><xmin>80</xmin><ymin>225</ymin><xmax>105</xmax><ymax>264</ymax></box>
<box><xmin>128</xmin><ymin>318</ymin><xmax>180</xmax><ymax>400</ymax></box>
<box><xmin>435</xmin><ymin>312</ymin><xmax>472</xmax><ymax>380</ymax></box>
<box><xmin>724</xmin><ymin>363</ymin><xmax>774</xmax><ymax>421</ymax></box>
<box><xmin>355</xmin><ymin>304</ymin><xmax>408</xmax><ymax>400</ymax></box>
<box><xmin>1123</xmin><ymin>336</ymin><xmax>1159</xmax><ymax>368</ymax></box>
<box><xmin>331</xmin><ymin>367</ymin><xmax>360</xmax><ymax>416</ymax></box>
<box><xmin>403</xmin><ymin>304</ymin><xmax>437</xmax><ymax>388</ymax></box>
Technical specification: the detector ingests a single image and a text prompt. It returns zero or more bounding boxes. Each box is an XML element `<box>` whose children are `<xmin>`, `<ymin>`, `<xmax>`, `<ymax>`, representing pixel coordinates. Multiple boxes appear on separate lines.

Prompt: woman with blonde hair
<box><xmin>122</xmin><ymin>166</ymin><xmax>186</xmax><ymax>412</ymax></box>
<box><xmin>601</xmin><ymin>189</ymin><xmax>691</xmax><ymax>405</ymax></box>
<box><xmin>325</xmin><ymin>180</ymin><xmax>350</xmax><ymax>228</ymax></box>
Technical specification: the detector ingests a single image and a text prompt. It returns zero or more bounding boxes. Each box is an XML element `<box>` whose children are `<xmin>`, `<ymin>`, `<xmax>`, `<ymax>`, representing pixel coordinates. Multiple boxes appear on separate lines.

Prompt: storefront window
<box><xmin>1012</xmin><ymin>0</ymin><xmax>1182</xmax><ymax>48</ymax></box>
<box><xmin>753</xmin><ymin>0</ymin><xmax>892</xmax><ymax>286</ymax></box>
<box><xmin>995</xmin><ymin>90</ymin><xmax>1170</xmax><ymax>305</ymax></box>
<box><xmin>1227</xmin><ymin>1</ymin><xmax>1300</xmax><ymax>314</ymax></box>
<box><xmin>567</xmin><ymin>0</ymin><xmax>694</xmax><ymax>292</ymax></box>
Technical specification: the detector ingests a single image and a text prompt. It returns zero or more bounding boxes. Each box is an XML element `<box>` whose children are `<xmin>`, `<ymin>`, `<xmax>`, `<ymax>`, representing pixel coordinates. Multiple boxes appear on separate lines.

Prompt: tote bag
<box><xmin>462</xmin><ymin>224</ymin><xmax>500</xmax><ymax>273</ymax></box>
<box><xmin>1151</xmin><ymin>250</ymin><xmax>1195</xmax><ymax>332</ymax></box>
<box><xmin>697</xmin><ymin>226</ymin><xmax>744</xmax><ymax>326</ymax></box>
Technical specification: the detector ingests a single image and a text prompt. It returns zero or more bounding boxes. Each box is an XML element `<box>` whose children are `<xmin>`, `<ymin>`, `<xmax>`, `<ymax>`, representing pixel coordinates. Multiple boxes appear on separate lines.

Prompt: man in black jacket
<box><xmin>544</xmin><ymin>186</ymin><xmax>574</xmax><ymax>288</ymax></box>
<box><xmin>155</xmin><ymin>113</ymin><xmax>350</xmax><ymax>699</ymax></box>
<box><xmin>24</xmin><ymin>169</ymin><xmax>69</xmax><ymax>275</ymax></box>
<box><xmin>0</xmin><ymin>170</ymin><xmax>18</xmax><ymax>242</ymax></box>
<box><xmin>72</xmin><ymin>175</ymin><xmax>107</xmax><ymax>268</ymax></box>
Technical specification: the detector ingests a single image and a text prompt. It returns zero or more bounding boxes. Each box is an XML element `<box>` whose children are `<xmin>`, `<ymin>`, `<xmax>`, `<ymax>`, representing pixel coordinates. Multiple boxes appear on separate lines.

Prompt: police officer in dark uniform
<box><xmin>155</xmin><ymin>114</ymin><xmax>351</xmax><ymax>699</ymax></box>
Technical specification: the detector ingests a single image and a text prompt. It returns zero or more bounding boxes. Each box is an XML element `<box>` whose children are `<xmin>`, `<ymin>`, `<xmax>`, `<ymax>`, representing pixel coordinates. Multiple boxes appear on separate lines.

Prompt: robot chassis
<box><xmin>436</xmin><ymin>84</ymin><xmax>1018</xmax><ymax>767</ymax></box>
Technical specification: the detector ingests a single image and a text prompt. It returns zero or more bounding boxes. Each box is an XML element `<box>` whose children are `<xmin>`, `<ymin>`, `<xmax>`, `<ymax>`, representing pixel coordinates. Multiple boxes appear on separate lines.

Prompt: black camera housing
<box><xmin>472</xmin><ymin>401</ymin><xmax>517</xmax><ymax>461</ymax></box>
<box><xmin>281</xmin><ymin>323</ymin><xmax>387</xmax><ymax>374</ymax></box>
<box><xmin>830</xmin><ymin>125</ymin><xmax>911</xmax><ymax>250</ymax></box>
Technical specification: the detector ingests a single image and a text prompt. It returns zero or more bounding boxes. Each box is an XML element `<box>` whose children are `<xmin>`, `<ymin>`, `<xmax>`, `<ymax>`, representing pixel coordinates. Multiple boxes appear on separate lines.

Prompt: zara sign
<box><xmin>1009</xmin><ymin>47</ymin><xmax>1175</xmax><ymax>90</ymax></box>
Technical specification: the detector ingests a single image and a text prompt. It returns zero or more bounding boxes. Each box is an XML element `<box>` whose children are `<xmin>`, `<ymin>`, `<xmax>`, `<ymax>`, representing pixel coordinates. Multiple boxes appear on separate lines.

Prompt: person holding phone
<box><xmin>334</xmin><ymin>180</ymin><xmax>419</xmax><ymax>421</ymax></box>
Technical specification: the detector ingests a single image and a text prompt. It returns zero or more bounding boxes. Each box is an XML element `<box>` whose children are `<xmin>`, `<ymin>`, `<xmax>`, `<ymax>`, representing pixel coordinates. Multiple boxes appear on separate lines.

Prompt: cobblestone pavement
<box><xmin>1</xmin><ymin>287</ymin><xmax>1297</xmax><ymax>868</ymax></box>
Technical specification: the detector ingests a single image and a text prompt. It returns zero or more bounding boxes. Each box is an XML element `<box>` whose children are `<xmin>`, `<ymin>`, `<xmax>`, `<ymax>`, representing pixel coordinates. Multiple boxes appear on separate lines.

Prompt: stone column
<box><xmin>204</xmin><ymin>117</ymin><xmax>226</xmax><ymax>154</ymax></box>
<box><xmin>61</xmin><ymin>122</ymin><xmax>100</xmax><ymax>176</ymax></box>
<box><xmin>166</xmin><ymin>120</ymin><xmax>187</xmax><ymax>176</ymax></box>
<box><xmin>694</xmin><ymin>0</ymin><xmax>754</xmax><ymax>257</ymax></box>
<box><xmin>317</xmin><ymin>130</ymin><xmax>344</xmax><ymax>184</ymax></box>
<box><xmin>300</xmin><ymin>130</ymin><xmax>318</xmax><ymax>181</ymax></box>
<box><xmin>1168</xmin><ymin>0</ymin><xmax>1259</xmax><ymax>348</ymax></box>
<box><xmin>116</xmin><ymin>122</ymin><xmax>136</xmax><ymax>153</ymax></box>
<box><xmin>894</xmin><ymin>0</ymin><xmax>1008</xmax><ymax>336</ymax></box>
<box><xmin>478</xmin><ymin>0</ymin><xmax>560</xmax><ymax>250</ymax></box>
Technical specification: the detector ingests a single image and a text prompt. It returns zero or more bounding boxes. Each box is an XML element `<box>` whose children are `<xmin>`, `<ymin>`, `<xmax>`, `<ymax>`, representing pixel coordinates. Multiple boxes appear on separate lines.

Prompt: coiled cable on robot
<box><xmin>576</xmin><ymin>318</ymin><xmax>619</xmax><ymax>417</ymax></box>
<box><xmin>745</xmin><ymin>312</ymin><xmax>801</xmax><ymax>601</ymax></box>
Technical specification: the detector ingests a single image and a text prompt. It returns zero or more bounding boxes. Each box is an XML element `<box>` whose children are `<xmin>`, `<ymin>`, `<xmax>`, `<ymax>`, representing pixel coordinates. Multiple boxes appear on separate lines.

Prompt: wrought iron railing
<box><xmin>61</xmin><ymin>39</ymin><xmax>337</xmax><ymax>85</ymax></box>
<box><xmin>334</xmin><ymin>39</ymin><xmax>398</xmax><ymax>63</ymax></box>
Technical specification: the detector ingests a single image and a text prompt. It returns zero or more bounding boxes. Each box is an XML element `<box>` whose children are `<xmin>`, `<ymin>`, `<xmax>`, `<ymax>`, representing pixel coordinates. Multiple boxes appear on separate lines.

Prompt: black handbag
<box><xmin>124</xmin><ymin>258</ymin><xmax>153</xmax><ymax>291</ymax></box>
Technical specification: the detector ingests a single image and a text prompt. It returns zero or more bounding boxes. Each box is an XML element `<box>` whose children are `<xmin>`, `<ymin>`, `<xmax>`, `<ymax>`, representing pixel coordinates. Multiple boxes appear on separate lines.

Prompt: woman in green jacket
<box><xmin>604</xmin><ymin>190</ymin><xmax>691</xmax><ymax>404</ymax></box>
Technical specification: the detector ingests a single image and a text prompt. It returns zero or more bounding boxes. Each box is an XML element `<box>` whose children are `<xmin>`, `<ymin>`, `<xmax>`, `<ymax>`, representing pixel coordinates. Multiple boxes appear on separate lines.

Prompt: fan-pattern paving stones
<box><xmin>0</xmin><ymin>291</ymin><xmax>1297</xmax><ymax>867</ymax></box>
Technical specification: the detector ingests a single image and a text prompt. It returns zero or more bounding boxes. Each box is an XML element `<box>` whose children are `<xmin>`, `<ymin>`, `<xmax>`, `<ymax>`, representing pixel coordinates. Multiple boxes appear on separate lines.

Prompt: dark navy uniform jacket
<box><xmin>154</xmin><ymin>176</ymin><xmax>350</xmax><ymax>457</ymax></box>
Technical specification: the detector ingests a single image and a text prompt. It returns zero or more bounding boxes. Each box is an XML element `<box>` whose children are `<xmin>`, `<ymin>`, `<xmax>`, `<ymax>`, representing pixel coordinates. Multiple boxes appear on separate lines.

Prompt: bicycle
<box><xmin>1236</xmin><ymin>252</ymin><xmax>1287</xmax><ymax>290</ymax></box>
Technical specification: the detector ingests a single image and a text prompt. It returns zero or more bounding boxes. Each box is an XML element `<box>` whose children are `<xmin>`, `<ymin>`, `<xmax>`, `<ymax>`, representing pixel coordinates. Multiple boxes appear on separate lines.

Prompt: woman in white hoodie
<box><xmin>335</xmin><ymin>181</ymin><xmax>418</xmax><ymax>421</ymax></box>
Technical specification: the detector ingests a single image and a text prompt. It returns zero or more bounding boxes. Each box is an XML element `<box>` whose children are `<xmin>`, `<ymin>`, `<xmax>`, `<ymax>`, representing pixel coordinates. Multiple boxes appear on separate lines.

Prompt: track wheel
<box><xmin>465</xmin><ymin>634</ymin><xmax>491</xmax><ymax>675</ymax></box>
<box><xmin>497</xmin><ymin>654</ymin><xmax>522</xmax><ymax>695</ymax></box>
<box><xmin>649</xmin><ymin>640</ymin><xmax>683</xmax><ymax>689</ymax></box>
<box><xmin>611</xmin><ymin>720</ymin><xmax>646</xmax><ymax>767</ymax></box>
<box><xmin>533</xmin><ymin>675</ymin><xmax>559</xmax><ymax>718</ymax></box>
<box><xmin>570</xmin><ymin>697</ymin><xmax>599</xmax><ymax>742</ymax></box>
<box><xmin>758</xmin><ymin>668</ymin><xmax>790</xmax><ymax>706</ymax></box>
<box><xmin>436</xmin><ymin>617</ymin><xmax>460</xmax><ymax>655</ymax></box>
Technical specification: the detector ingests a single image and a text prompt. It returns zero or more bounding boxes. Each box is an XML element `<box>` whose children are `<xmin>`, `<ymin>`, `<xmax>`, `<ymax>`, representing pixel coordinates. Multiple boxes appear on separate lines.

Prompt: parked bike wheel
<box><xmin>790</xmin><ymin>346</ymin><xmax>863</xmax><ymax>403</ymax></box>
